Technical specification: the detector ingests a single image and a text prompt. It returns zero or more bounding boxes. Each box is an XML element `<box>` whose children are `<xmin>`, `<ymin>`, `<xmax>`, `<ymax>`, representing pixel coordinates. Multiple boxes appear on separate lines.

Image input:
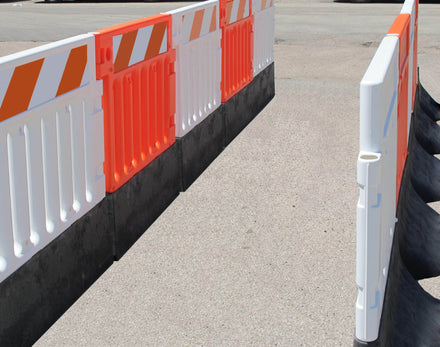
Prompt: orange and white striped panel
<box><xmin>0</xmin><ymin>43</ymin><xmax>89</xmax><ymax>123</ymax></box>
<box><xmin>253</xmin><ymin>0</ymin><xmax>273</xmax><ymax>13</ymax></box>
<box><xmin>181</xmin><ymin>5</ymin><xmax>218</xmax><ymax>44</ymax></box>
<box><xmin>112</xmin><ymin>22</ymin><xmax>168</xmax><ymax>73</ymax></box>
<box><xmin>225</xmin><ymin>0</ymin><xmax>250</xmax><ymax>26</ymax></box>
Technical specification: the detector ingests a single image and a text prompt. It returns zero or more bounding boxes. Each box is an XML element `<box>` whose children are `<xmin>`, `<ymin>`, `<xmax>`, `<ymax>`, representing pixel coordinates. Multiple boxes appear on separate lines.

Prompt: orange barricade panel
<box><xmin>94</xmin><ymin>15</ymin><xmax>176</xmax><ymax>193</ymax></box>
<box><xmin>388</xmin><ymin>14</ymin><xmax>410</xmax><ymax>203</ymax></box>
<box><xmin>220</xmin><ymin>0</ymin><xmax>254</xmax><ymax>102</ymax></box>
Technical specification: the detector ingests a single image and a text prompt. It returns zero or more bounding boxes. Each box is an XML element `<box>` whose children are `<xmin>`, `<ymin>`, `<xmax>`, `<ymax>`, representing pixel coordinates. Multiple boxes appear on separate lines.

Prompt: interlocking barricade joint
<box><xmin>401</xmin><ymin>0</ymin><xmax>418</xmax><ymax>133</ymax></box>
<box><xmin>357</xmin><ymin>36</ymin><xmax>399</xmax><ymax>343</ymax></box>
<box><xmin>0</xmin><ymin>34</ymin><xmax>105</xmax><ymax>284</ymax></box>
<box><xmin>167</xmin><ymin>0</ymin><xmax>222</xmax><ymax>137</ymax></box>
<box><xmin>387</xmin><ymin>14</ymin><xmax>411</xmax><ymax>203</ymax></box>
<box><xmin>252</xmin><ymin>0</ymin><xmax>274</xmax><ymax>76</ymax></box>
<box><xmin>94</xmin><ymin>14</ymin><xmax>176</xmax><ymax>193</ymax></box>
<box><xmin>220</xmin><ymin>0</ymin><xmax>254</xmax><ymax>102</ymax></box>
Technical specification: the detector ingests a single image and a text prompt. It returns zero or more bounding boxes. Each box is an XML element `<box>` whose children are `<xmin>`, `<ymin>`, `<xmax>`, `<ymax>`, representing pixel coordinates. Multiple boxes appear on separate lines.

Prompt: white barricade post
<box><xmin>356</xmin><ymin>36</ymin><xmax>399</xmax><ymax>343</ymax></box>
<box><xmin>167</xmin><ymin>0</ymin><xmax>222</xmax><ymax>137</ymax></box>
<box><xmin>0</xmin><ymin>34</ymin><xmax>105</xmax><ymax>284</ymax></box>
<box><xmin>401</xmin><ymin>0</ymin><xmax>418</xmax><ymax>137</ymax></box>
<box><xmin>253</xmin><ymin>0</ymin><xmax>274</xmax><ymax>76</ymax></box>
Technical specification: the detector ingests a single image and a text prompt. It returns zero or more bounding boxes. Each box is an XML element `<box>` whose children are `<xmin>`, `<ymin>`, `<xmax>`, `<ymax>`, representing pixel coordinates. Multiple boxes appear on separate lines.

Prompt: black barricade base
<box><xmin>176</xmin><ymin>104</ymin><xmax>226</xmax><ymax>192</ymax></box>
<box><xmin>108</xmin><ymin>144</ymin><xmax>181</xmax><ymax>260</ymax></box>
<box><xmin>225</xmin><ymin>62</ymin><xmax>275</xmax><ymax>145</ymax></box>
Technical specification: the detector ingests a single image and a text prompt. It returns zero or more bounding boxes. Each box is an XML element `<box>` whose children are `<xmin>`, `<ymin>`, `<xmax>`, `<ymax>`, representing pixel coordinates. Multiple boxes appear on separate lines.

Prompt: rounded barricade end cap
<box><xmin>387</xmin><ymin>14</ymin><xmax>410</xmax><ymax>38</ymax></box>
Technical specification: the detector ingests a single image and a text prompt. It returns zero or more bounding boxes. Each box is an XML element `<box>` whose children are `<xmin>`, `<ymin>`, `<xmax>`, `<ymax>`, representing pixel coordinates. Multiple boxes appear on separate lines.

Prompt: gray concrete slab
<box><xmin>1</xmin><ymin>0</ymin><xmax>439</xmax><ymax>345</ymax></box>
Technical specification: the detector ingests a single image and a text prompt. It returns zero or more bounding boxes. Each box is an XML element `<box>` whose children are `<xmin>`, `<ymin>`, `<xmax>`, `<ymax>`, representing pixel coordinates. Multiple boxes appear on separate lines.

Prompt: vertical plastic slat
<box><xmin>7</xmin><ymin>128</ymin><xmax>32</xmax><ymax>256</ymax></box>
<box><xmin>24</xmin><ymin>116</ymin><xmax>47</xmax><ymax>244</ymax></box>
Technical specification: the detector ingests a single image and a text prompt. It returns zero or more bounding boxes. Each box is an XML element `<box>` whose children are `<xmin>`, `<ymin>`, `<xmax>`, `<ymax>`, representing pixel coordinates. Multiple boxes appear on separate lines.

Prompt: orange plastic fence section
<box><xmin>220</xmin><ymin>0</ymin><xmax>254</xmax><ymax>102</ymax></box>
<box><xmin>388</xmin><ymin>14</ymin><xmax>410</xmax><ymax>203</ymax></box>
<box><xmin>94</xmin><ymin>15</ymin><xmax>176</xmax><ymax>193</ymax></box>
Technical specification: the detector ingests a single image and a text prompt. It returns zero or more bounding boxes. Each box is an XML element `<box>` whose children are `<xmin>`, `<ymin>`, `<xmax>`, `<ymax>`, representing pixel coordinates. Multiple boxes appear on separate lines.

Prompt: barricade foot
<box><xmin>353</xmin><ymin>337</ymin><xmax>379</xmax><ymax>346</ymax></box>
<box><xmin>225</xmin><ymin>62</ymin><xmax>275</xmax><ymax>145</ymax></box>
<box><xmin>0</xmin><ymin>198</ymin><xmax>113</xmax><ymax>346</ymax></box>
<box><xmin>375</xmin><ymin>235</ymin><xmax>440</xmax><ymax>346</ymax></box>
<box><xmin>177</xmin><ymin>105</ymin><xmax>226</xmax><ymax>192</ymax></box>
<box><xmin>108</xmin><ymin>145</ymin><xmax>180</xmax><ymax>260</ymax></box>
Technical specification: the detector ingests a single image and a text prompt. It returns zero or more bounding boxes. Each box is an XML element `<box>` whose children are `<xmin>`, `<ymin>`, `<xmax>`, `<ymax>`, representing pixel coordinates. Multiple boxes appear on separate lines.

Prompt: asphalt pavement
<box><xmin>1</xmin><ymin>0</ymin><xmax>439</xmax><ymax>345</ymax></box>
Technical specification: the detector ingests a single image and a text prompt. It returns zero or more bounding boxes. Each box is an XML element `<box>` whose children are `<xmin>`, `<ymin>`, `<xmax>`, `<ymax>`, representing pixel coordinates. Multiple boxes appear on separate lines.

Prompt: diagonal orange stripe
<box><xmin>114</xmin><ymin>30</ymin><xmax>138</xmax><ymax>73</ymax></box>
<box><xmin>145</xmin><ymin>22</ymin><xmax>167</xmax><ymax>60</ymax></box>
<box><xmin>270</xmin><ymin>0</ymin><xmax>273</xmax><ymax>7</ymax></box>
<box><xmin>0</xmin><ymin>59</ymin><xmax>44</xmax><ymax>122</ymax></box>
<box><xmin>209</xmin><ymin>6</ymin><xmax>217</xmax><ymax>32</ymax></box>
<box><xmin>190</xmin><ymin>9</ymin><xmax>205</xmax><ymax>41</ymax></box>
<box><xmin>226</xmin><ymin>1</ymin><xmax>233</xmax><ymax>25</ymax></box>
<box><xmin>237</xmin><ymin>0</ymin><xmax>247</xmax><ymax>21</ymax></box>
<box><xmin>56</xmin><ymin>45</ymin><xmax>88</xmax><ymax>97</ymax></box>
<box><xmin>261</xmin><ymin>0</ymin><xmax>268</xmax><ymax>10</ymax></box>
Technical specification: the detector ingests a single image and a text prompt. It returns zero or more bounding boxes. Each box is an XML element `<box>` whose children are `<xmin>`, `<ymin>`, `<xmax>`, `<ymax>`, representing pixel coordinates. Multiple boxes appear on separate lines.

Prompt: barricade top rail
<box><xmin>220</xmin><ymin>0</ymin><xmax>252</xmax><ymax>27</ymax></box>
<box><xmin>388</xmin><ymin>13</ymin><xmax>410</xmax><ymax>37</ymax></box>
<box><xmin>387</xmin><ymin>13</ymin><xmax>410</xmax><ymax>44</ymax></box>
<box><xmin>167</xmin><ymin>0</ymin><xmax>219</xmax><ymax>46</ymax></box>
<box><xmin>0</xmin><ymin>34</ymin><xmax>95</xmax><ymax>124</ymax></box>
<box><xmin>253</xmin><ymin>0</ymin><xmax>274</xmax><ymax>13</ymax></box>
<box><xmin>94</xmin><ymin>14</ymin><xmax>171</xmax><ymax>79</ymax></box>
<box><xmin>401</xmin><ymin>0</ymin><xmax>418</xmax><ymax>18</ymax></box>
<box><xmin>387</xmin><ymin>13</ymin><xmax>411</xmax><ymax>62</ymax></box>
<box><xmin>360</xmin><ymin>37</ymin><xmax>399</xmax><ymax>88</ymax></box>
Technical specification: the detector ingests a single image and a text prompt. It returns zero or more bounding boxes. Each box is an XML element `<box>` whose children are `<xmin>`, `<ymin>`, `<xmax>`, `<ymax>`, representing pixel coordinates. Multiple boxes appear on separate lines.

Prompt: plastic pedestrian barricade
<box><xmin>356</xmin><ymin>36</ymin><xmax>399</xmax><ymax>343</ymax></box>
<box><xmin>0</xmin><ymin>34</ymin><xmax>105</xmax><ymax>284</ymax></box>
<box><xmin>94</xmin><ymin>15</ymin><xmax>176</xmax><ymax>193</ymax></box>
<box><xmin>220</xmin><ymin>0</ymin><xmax>254</xmax><ymax>102</ymax></box>
<box><xmin>387</xmin><ymin>14</ymin><xmax>410</xmax><ymax>202</ymax></box>
<box><xmin>252</xmin><ymin>0</ymin><xmax>274</xmax><ymax>76</ymax></box>
<box><xmin>167</xmin><ymin>0</ymin><xmax>222</xmax><ymax>137</ymax></box>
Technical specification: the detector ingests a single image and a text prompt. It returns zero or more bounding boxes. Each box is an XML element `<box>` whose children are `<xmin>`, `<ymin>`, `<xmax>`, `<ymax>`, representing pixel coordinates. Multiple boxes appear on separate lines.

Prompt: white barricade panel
<box><xmin>357</xmin><ymin>36</ymin><xmax>399</xmax><ymax>343</ymax></box>
<box><xmin>0</xmin><ymin>34</ymin><xmax>105</xmax><ymax>284</ymax></box>
<box><xmin>167</xmin><ymin>0</ymin><xmax>222</xmax><ymax>137</ymax></box>
<box><xmin>253</xmin><ymin>0</ymin><xmax>275</xmax><ymax>76</ymax></box>
<box><xmin>401</xmin><ymin>0</ymin><xmax>417</xmax><ymax>137</ymax></box>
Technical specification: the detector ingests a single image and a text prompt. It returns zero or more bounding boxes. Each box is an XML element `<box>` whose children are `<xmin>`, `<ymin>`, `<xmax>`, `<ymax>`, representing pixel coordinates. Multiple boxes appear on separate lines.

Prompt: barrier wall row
<box><xmin>0</xmin><ymin>0</ymin><xmax>274</xmax><ymax>297</ymax></box>
<box><xmin>356</xmin><ymin>0</ymin><xmax>418</xmax><ymax>343</ymax></box>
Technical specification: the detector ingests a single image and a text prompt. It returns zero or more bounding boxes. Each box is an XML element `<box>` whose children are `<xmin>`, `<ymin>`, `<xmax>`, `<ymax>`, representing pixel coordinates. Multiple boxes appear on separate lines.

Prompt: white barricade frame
<box><xmin>0</xmin><ymin>34</ymin><xmax>105</xmax><ymax>284</ymax></box>
<box><xmin>167</xmin><ymin>0</ymin><xmax>222</xmax><ymax>137</ymax></box>
<box><xmin>252</xmin><ymin>0</ymin><xmax>275</xmax><ymax>76</ymax></box>
<box><xmin>356</xmin><ymin>36</ymin><xmax>399</xmax><ymax>342</ymax></box>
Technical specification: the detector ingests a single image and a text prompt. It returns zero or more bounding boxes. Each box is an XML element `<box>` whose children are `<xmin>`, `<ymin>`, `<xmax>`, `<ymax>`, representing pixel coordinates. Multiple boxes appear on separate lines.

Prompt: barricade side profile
<box><xmin>355</xmin><ymin>0</ymin><xmax>440</xmax><ymax>344</ymax></box>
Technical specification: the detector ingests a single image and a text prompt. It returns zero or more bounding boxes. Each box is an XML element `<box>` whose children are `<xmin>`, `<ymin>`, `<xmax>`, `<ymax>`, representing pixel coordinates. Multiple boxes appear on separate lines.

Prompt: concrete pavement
<box><xmin>0</xmin><ymin>0</ymin><xmax>439</xmax><ymax>345</ymax></box>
